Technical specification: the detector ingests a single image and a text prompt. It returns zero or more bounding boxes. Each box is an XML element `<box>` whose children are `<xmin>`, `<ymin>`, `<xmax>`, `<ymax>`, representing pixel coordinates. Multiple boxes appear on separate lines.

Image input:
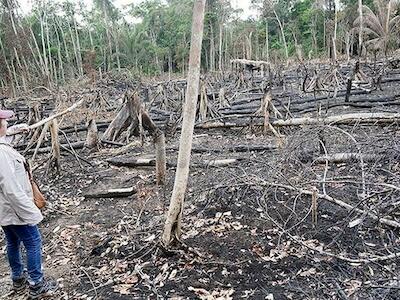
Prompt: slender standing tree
<box><xmin>359</xmin><ymin>0</ymin><xmax>363</xmax><ymax>56</ymax></box>
<box><xmin>265</xmin><ymin>20</ymin><xmax>269</xmax><ymax>62</ymax></box>
<box><xmin>332</xmin><ymin>0</ymin><xmax>338</xmax><ymax>61</ymax></box>
<box><xmin>273</xmin><ymin>6</ymin><xmax>289</xmax><ymax>61</ymax></box>
<box><xmin>162</xmin><ymin>0</ymin><xmax>207</xmax><ymax>247</ymax></box>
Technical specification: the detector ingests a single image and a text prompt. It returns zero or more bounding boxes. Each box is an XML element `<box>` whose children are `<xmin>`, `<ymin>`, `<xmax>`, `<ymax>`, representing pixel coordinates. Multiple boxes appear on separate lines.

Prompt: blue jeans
<box><xmin>2</xmin><ymin>225</ymin><xmax>43</xmax><ymax>284</ymax></box>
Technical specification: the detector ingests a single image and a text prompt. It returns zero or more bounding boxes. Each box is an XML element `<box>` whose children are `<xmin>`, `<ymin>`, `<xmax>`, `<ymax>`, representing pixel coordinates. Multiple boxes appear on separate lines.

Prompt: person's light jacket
<box><xmin>0</xmin><ymin>125</ymin><xmax>43</xmax><ymax>226</ymax></box>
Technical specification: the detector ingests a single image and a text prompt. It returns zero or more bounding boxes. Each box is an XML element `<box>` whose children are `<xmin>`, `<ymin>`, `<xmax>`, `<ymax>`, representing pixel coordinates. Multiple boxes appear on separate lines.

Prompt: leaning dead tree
<box><xmin>162</xmin><ymin>0</ymin><xmax>206</xmax><ymax>247</ymax></box>
<box><xmin>103</xmin><ymin>91</ymin><xmax>167</xmax><ymax>185</ymax></box>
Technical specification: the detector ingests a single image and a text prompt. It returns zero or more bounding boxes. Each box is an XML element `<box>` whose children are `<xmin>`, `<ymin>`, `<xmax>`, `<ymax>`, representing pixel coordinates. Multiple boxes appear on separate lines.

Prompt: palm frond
<box><xmin>354</xmin><ymin>0</ymin><xmax>400</xmax><ymax>53</ymax></box>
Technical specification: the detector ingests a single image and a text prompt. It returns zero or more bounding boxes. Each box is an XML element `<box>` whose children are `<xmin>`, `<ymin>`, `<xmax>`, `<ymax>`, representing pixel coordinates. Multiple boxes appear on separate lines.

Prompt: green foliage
<box><xmin>0</xmin><ymin>0</ymin><xmax>399</xmax><ymax>89</ymax></box>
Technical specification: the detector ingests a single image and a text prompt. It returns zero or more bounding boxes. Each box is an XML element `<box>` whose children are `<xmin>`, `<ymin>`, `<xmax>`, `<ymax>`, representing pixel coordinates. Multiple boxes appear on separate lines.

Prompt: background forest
<box><xmin>0</xmin><ymin>0</ymin><xmax>399</xmax><ymax>94</ymax></box>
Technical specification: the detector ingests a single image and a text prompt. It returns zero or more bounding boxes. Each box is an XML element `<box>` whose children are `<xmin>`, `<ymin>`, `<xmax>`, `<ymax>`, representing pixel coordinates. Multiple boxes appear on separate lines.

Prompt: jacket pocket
<box><xmin>0</xmin><ymin>202</ymin><xmax>14</xmax><ymax>225</ymax></box>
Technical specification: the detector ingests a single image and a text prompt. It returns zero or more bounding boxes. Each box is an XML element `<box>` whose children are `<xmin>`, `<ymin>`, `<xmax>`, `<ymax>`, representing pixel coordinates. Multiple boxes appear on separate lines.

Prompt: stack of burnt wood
<box><xmin>142</xmin><ymin>58</ymin><xmax>400</xmax><ymax>130</ymax></box>
<box><xmin>4</xmin><ymin>58</ymin><xmax>400</xmax><ymax>175</ymax></box>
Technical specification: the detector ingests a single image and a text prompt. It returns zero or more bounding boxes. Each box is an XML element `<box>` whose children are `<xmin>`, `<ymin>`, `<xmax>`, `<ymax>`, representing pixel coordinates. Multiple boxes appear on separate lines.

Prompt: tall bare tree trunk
<box><xmin>89</xmin><ymin>28</ymin><xmax>94</xmax><ymax>50</ymax></box>
<box><xmin>60</xmin><ymin>23</ymin><xmax>73</xmax><ymax>78</ymax></box>
<box><xmin>55</xmin><ymin>24</ymin><xmax>65</xmax><ymax>83</ymax></box>
<box><xmin>30</xmin><ymin>26</ymin><xmax>46</xmax><ymax>77</ymax></box>
<box><xmin>218</xmin><ymin>22</ymin><xmax>223</xmax><ymax>72</ymax></box>
<box><xmin>40</xmin><ymin>11</ymin><xmax>50</xmax><ymax>85</ymax></box>
<box><xmin>0</xmin><ymin>38</ymin><xmax>16</xmax><ymax>95</ymax></box>
<box><xmin>246</xmin><ymin>32</ymin><xmax>253</xmax><ymax>60</ymax></box>
<box><xmin>358</xmin><ymin>0</ymin><xmax>363</xmax><ymax>56</ymax></box>
<box><xmin>265</xmin><ymin>20</ymin><xmax>269</xmax><ymax>62</ymax></box>
<box><xmin>332</xmin><ymin>2</ymin><xmax>338</xmax><ymax>62</ymax></box>
<box><xmin>226</xmin><ymin>27</ymin><xmax>230</xmax><ymax>67</ymax></box>
<box><xmin>161</xmin><ymin>0</ymin><xmax>206</xmax><ymax>247</ymax></box>
<box><xmin>10</xmin><ymin>59</ymin><xmax>19</xmax><ymax>92</ymax></box>
<box><xmin>5</xmin><ymin>0</ymin><xmax>30</xmax><ymax>89</ymax></box>
<box><xmin>311</xmin><ymin>16</ymin><xmax>318</xmax><ymax>56</ymax></box>
<box><xmin>114</xmin><ymin>27</ymin><xmax>121</xmax><ymax>71</ymax></box>
<box><xmin>274</xmin><ymin>9</ymin><xmax>288</xmax><ymax>61</ymax></box>
<box><xmin>168</xmin><ymin>51</ymin><xmax>172</xmax><ymax>80</ymax></box>
<box><xmin>209</xmin><ymin>22</ymin><xmax>215</xmax><ymax>71</ymax></box>
<box><xmin>68</xmin><ymin>21</ymin><xmax>80</xmax><ymax>77</ymax></box>
<box><xmin>323</xmin><ymin>10</ymin><xmax>327</xmax><ymax>56</ymax></box>
<box><xmin>346</xmin><ymin>32</ymin><xmax>351</xmax><ymax>62</ymax></box>
<box><xmin>73</xmin><ymin>16</ymin><xmax>83</xmax><ymax>76</ymax></box>
<box><xmin>45</xmin><ymin>13</ymin><xmax>54</xmax><ymax>86</ymax></box>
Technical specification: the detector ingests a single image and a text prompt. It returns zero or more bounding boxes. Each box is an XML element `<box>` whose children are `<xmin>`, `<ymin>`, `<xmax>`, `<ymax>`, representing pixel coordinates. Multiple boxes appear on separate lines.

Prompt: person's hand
<box><xmin>20</xmin><ymin>126</ymin><xmax>30</xmax><ymax>133</ymax></box>
<box><xmin>12</xmin><ymin>123</ymin><xmax>30</xmax><ymax>134</ymax></box>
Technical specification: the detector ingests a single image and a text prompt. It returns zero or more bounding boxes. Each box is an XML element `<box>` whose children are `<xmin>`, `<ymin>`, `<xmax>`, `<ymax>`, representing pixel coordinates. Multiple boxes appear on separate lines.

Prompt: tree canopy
<box><xmin>0</xmin><ymin>0</ymin><xmax>399</xmax><ymax>93</ymax></box>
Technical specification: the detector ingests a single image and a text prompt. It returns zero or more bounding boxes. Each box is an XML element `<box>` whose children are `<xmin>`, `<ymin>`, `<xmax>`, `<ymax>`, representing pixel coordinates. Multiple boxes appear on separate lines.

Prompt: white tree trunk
<box><xmin>73</xmin><ymin>16</ymin><xmax>83</xmax><ymax>76</ymax></box>
<box><xmin>218</xmin><ymin>22</ymin><xmax>223</xmax><ymax>72</ymax></box>
<box><xmin>265</xmin><ymin>20</ymin><xmax>269</xmax><ymax>62</ymax></box>
<box><xmin>161</xmin><ymin>0</ymin><xmax>206</xmax><ymax>247</ymax></box>
<box><xmin>274</xmin><ymin>9</ymin><xmax>288</xmax><ymax>61</ymax></box>
<box><xmin>358</xmin><ymin>0</ymin><xmax>363</xmax><ymax>56</ymax></box>
<box><xmin>332</xmin><ymin>1</ymin><xmax>338</xmax><ymax>61</ymax></box>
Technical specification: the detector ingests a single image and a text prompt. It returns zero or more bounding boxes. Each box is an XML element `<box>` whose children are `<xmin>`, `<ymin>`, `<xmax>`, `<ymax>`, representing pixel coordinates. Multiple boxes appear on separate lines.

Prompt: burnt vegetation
<box><xmin>0</xmin><ymin>0</ymin><xmax>400</xmax><ymax>299</ymax></box>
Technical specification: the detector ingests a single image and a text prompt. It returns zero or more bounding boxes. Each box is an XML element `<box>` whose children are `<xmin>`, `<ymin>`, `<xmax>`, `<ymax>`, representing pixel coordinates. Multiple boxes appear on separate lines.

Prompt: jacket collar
<box><xmin>0</xmin><ymin>135</ymin><xmax>11</xmax><ymax>144</ymax></box>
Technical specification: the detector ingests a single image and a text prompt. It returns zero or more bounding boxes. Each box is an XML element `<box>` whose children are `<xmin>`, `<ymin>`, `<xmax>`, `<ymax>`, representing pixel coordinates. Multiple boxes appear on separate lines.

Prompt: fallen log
<box><xmin>84</xmin><ymin>187</ymin><xmax>136</xmax><ymax>199</ymax></box>
<box><xmin>315</xmin><ymin>153</ymin><xmax>380</xmax><ymax>164</ymax></box>
<box><xmin>294</xmin><ymin>100</ymin><xmax>400</xmax><ymax>115</ymax></box>
<box><xmin>381</xmin><ymin>77</ymin><xmax>400</xmax><ymax>83</ymax></box>
<box><xmin>272</xmin><ymin>112</ymin><xmax>400</xmax><ymax>126</ymax></box>
<box><xmin>195</xmin><ymin>121</ymin><xmax>246</xmax><ymax>129</ymax></box>
<box><xmin>101</xmin><ymin>140</ymin><xmax>125</xmax><ymax>147</ymax></box>
<box><xmin>167</xmin><ymin>144</ymin><xmax>278</xmax><ymax>153</ymax></box>
<box><xmin>203</xmin><ymin>158</ymin><xmax>240</xmax><ymax>167</ymax></box>
<box><xmin>26</xmin><ymin>141</ymin><xmax>85</xmax><ymax>154</ymax></box>
<box><xmin>61</xmin><ymin>122</ymin><xmax>110</xmax><ymax>134</ymax></box>
<box><xmin>107</xmin><ymin>157</ymin><xmax>158</xmax><ymax>167</ymax></box>
<box><xmin>195</xmin><ymin>113</ymin><xmax>400</xmax><ymax>129</ymax></box>
<box><xmin>276</xmin><ymin>89</ymin><xmax>398</xmax><ymax>107</ymax></box>
<box><xmin>219</xmin><ymin>98</ymin><xmax>400</xmax><ymax>117</ymax></box>
<box><xmin>222</xmin><ymin>89</ymin><xmax>400</xmax><ymax>115</ymax></box>
<box><xmin>107</xmin><ymin>155</ymin><xmax>243</xmax><ymax>168</ymax></box>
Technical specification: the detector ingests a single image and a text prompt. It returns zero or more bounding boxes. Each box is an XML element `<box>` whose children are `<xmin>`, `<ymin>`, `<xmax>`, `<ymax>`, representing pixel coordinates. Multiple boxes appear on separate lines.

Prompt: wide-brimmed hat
<box><xmin>0</xmin><ymin>109</ymin><xmax>14</xmax><ymax>119</ymax></box>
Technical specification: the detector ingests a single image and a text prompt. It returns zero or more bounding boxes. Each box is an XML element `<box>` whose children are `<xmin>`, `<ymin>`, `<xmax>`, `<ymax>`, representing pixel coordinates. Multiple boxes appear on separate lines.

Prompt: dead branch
<box><xmin>315</xmin><ymin>153</ymin><xmax>379</xmax><ymax>164</ymax></box>
<box><xmin>261</xmin><ymin>181</ymin><xmax>400</xmax><ymax>229</ymax></box>
<box><xmin>29</xmin><ymin>98</ymin><xmax>86</xmax><ymax>131</ymax></box>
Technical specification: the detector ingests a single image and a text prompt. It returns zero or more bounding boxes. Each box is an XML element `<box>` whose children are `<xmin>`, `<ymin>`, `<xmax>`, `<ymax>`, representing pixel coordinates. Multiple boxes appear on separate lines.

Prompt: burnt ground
<box><xmin>0</xmin><ymin>125</ymin><xmax>399</xmax><ymax>300</ymax></box>
<box><xmin>0</xmin><ymin>61</ymin><xmax>400</xmax><ymax>300</ymax></box>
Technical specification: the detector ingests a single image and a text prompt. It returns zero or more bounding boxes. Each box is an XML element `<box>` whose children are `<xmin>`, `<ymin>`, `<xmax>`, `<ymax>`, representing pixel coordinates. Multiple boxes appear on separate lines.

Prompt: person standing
<box><xmin>0</xmin><ymin>109</ymin><xmax>58</xmax><ymax>299</ymax></box>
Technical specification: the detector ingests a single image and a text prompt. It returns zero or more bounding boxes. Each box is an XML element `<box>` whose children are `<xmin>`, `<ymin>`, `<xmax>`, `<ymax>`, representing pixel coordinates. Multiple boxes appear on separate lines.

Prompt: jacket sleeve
<box><xmin>0</xmin><ymin>152</ymin><xmax>42</xmax><ymax>224</ymax></box>
<box><xmin>6</xmin><ymin>124</ymin><xmax>29</xmax><ymax>135</ymax></box>
<box><xmin>5</xmin><ymin>124</ymin><xmax>29</xmax><ymax>145</ymax></box>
